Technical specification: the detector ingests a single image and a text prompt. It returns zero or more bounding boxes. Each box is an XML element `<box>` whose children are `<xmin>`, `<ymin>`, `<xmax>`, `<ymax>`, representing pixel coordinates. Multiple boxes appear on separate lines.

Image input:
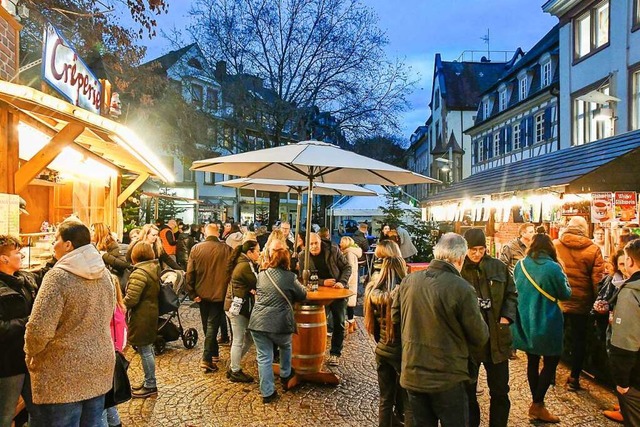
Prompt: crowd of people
<box><xmin>1</xmin><ymin>213</ymin><xmax>639</xmax><ymax>426</ymax></box>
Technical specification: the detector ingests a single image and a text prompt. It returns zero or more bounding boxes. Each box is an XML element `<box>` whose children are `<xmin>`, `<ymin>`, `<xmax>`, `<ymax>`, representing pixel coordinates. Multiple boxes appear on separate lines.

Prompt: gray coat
<box><xmin>248</xmin><ymin>268</ymin><xmax>307</xmax><ymax>334</ymax></box>
<box><xmin>392</xmin><ymin>259</ymin><xmax>489</xmax><ymax>393</ymax></box>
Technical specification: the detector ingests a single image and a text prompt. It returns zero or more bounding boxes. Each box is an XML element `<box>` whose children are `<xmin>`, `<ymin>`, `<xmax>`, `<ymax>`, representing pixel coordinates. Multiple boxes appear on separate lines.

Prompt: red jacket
<box><xmin>158</xmin><ymin>226</ymin><xmax>176</xmax><ymax>255</ymax></box>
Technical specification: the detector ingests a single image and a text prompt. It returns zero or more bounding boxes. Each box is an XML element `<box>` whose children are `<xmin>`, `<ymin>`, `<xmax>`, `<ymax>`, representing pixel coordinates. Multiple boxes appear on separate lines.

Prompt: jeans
<box><xmin>466</xmin><ymin>360</ymin><xmax>510</xmax><ymax>427</ymax></box>
<box><xmin>199</xmin><ymin>300</ymin><xmax>225</xmax><ymax>361</ymax></box>
<box><xmin>251</xmin><ymin>331</ymin><xmax>292</xmax><ymax>397</ymax></box>
<box><xmin>407</xmin><ymin>382</ymin><xmax>468</xmax><ymax>427</ymax></box>
<box><xmin>138</xmin><ymin>344</ymin><xmax>157</xmax><ymax>388</ymax></box>
<box><xmin>0</xmin><ymin>373</ymin><xmax>32</xmax><ymax>427</ymax></box>
<box><xmin>564</xmin><ymin>313</ymin><xmax>589</xmax><ymax>379</ymax></box>
<box><xmin>526</xmin><ymin>353</ymin><xmax>560</xmax><ymax>403</ymax></box>
<box><xmin>101</xmin><ymin>407</ymin><xmax>121</xmax><ymax>427</ymax></box>
<box><xmin>376</xmin><ymin>355</ymin><xmax>411</xmax><ymax>427</ymax></box>
<box><xmin>227</xmin><ymin>312</ymin><xmax>253</xmax><ymax>372</ymax></box>
<box><xmin>30</xmin><ymin>394</ymin><xmax>105</xmax><ymax>427</ymax></box>
<box><xmin>326</xmin><ymin>298</ymin><xmax>347</xmax><ymax>356</ymax></box>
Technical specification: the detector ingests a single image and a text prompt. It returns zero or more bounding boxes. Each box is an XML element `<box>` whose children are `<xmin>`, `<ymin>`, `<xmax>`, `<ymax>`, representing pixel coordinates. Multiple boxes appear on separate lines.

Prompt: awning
<box><xmin>576</xmin><ymin>90</ymin><xmax>621</xmax><ymax>104</ymax></box>
<box><xmin>0</xmin><ymin>80</ymin><xmax>174</xmax><ymax>183</ymax></box>
<box><xmin>331</xmin><ymin>194</ymin><xmax>419</xmax><ymax>217</ymax></box>
<box><xmin>425</xmin><ymin>129</ymin><xmax>640</xmax><ymax>204</ymax></box>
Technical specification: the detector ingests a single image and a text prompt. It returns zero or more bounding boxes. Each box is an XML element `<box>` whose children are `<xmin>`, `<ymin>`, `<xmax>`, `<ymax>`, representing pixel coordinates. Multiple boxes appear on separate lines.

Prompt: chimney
<box><xmin>214</xmin><ymin>60</ymin><xmax>227</xmax><ymax>80</ymax></box>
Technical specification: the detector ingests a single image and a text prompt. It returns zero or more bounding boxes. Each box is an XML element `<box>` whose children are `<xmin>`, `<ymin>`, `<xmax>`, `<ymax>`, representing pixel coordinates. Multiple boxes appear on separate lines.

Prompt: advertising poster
<box><xmin>614</xmin><ymin>192</ymin><xmax>638</xmax><ymax>222</ymax></box>
<box><xmin>591</xmin><ymin>192</ymin><xmax>614</xmax><ymax>224</ymax></box>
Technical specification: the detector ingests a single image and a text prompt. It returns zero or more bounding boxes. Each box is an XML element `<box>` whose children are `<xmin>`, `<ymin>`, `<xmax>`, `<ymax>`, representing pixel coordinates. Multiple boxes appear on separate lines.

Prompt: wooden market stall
<box><xmin>0</xmin><ymin>80</ymin><xmax>174</xmax><ymax>237</ymax></box>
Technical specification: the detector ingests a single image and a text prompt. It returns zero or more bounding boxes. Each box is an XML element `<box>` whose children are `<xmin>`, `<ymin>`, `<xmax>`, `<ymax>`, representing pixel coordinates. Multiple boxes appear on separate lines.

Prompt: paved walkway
<box><xmin>118</xmin><ymin>303</ymin><xmax>620</xmax><ymax>426</ymax></box>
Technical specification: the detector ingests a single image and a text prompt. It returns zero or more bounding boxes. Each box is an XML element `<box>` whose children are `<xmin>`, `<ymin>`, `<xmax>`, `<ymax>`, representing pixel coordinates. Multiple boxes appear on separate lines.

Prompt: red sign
<box><xmin>614</xmin><ymin>192</ymin><xmax>638</xmax><ymax>222</ymax></box>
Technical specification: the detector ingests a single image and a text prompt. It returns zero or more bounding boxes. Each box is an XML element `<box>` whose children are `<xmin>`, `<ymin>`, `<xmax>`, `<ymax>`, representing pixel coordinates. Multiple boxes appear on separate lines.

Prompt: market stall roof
<box><xmin>0</xmin><ymin>80</ymin><xmax>174</xmax><ymax>183</ymax></box>
<box><xmin>425</xmin><ymin>129</ymin><xmax>640</xmax><ymax>204</ymax></box>
<box><xmin>141</xmin><ymin>192</ymin><xmax>203</xmax><ymax>204</ymax></box>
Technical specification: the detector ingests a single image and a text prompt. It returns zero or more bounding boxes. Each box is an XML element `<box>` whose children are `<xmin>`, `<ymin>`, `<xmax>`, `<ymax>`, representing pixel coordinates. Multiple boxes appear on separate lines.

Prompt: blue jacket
<box><xmin>511</xmin><ymin>254</ymin><xmax>571</xmax><ymax>356</ymax></box>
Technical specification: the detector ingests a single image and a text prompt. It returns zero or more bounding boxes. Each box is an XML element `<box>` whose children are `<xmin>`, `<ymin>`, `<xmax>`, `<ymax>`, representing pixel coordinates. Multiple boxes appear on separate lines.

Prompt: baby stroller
<box><xmin>154</xmin><ymin>269</ymin><xmax>199</xmax><ymax>355</ymax></box>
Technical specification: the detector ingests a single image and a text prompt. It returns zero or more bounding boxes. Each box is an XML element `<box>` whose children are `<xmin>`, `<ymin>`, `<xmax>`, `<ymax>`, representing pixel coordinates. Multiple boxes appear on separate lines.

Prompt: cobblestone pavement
<box><xmin>118</xmin><ymin>303</ymin><xmax>620</xmax><ymax>426</ymax></box>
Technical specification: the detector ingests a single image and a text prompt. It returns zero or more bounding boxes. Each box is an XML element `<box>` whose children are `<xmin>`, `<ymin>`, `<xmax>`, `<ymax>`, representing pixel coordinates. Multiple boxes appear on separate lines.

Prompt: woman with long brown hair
<box><xmin>364</xmin><ymin>240</ymin><xmax>410</xmax><ymax>427</ymax></box>
<box><xmin>91</xmin><ymin>222</ymin><xmax>131</xmax><ymax>277</ymax></box>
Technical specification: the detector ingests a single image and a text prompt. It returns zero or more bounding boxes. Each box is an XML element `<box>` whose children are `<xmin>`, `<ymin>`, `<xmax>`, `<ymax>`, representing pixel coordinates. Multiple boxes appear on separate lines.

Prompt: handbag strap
<box><xmin>518</xmin><ymin>260</ymin><xmax>558</xmax><ymax>304</ymax></box>
<box><xmin>266</xmin><ymin>269</ymin><xmax>294</xmax><ymax>313</ymax></box>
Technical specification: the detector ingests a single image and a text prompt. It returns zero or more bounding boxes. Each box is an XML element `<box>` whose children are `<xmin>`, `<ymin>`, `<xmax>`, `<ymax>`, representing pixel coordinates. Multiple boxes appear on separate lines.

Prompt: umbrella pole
<box><xmin>303</xmin><ymin>173</ymin><xmax>314</xmax><ymax>287</ymax></box>
<box><xmin>295</xmin><ymin>191</ymin><xmax>302</xmax><ymax>247</ymax></box>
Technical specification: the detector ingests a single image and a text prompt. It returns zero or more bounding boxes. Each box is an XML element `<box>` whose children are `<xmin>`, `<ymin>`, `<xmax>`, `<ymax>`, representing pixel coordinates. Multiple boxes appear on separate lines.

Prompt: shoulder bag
<box><xmin>518</xmin><ymin>260</ymin><xmax>558</xmax><ymax>304</ymax></box>
<box><xmin>266</xmin><ymin>269</ymin><xmax>297</xmax><ymax>334</ymax></box>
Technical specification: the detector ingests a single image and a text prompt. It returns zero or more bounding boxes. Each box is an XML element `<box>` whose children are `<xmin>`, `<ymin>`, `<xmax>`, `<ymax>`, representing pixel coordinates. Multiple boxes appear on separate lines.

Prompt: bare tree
<box><xmin>189</xmin><ymin>0</ymin><xmax>415</xmax><ymax>224</ymax></box>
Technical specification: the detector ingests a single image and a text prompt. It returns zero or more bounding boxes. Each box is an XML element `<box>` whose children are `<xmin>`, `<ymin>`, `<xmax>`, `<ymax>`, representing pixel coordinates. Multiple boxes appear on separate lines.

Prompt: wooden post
<box><xmin>0</xmin><ymin>108</ymin><xmax>19</xmax><ymax>193</ymax></box>
<box><xmin>14</xmin><ymin>123</ymin><xmax>85</xmax><ymax>193</ymax></box>
<box><xmin>117</xmin><ymin>173</ymin><xmax>149</xmax><ymax>207</ymax></box>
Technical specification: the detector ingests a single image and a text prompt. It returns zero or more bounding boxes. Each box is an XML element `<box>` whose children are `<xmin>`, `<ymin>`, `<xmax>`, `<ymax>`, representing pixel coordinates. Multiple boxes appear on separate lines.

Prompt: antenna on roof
<box><xmin>481</xmin><ymin>29</ymin><xmax>490</xmax><ymax>60</ymax></box>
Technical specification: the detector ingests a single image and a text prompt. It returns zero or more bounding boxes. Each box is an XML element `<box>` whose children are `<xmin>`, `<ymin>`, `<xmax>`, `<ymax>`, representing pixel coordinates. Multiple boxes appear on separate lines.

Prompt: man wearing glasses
<box><xmin>461</xmin><ymin>228</ymin><xmax>517</xmax><ymax>427</ymax></box>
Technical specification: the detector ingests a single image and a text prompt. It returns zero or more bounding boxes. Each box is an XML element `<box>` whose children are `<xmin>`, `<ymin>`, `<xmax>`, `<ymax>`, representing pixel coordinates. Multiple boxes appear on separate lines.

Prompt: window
<box><xmin>493</xmin><ymin>132</ymin><xmax>500</xmax><ymax>157</ymax></box>
<box><xmin>519</xmin><ymin>77</ymin><xmax>528</xmax><ymax>101</ymax></box>
<box><xmin>635</xmin><ymin>0</ymin><xmax>640</xmax><ymax>28</ymax></box>
<box><xmin>204</xmin><ymin>172</ymin><xmax>215</xmax><ymax>185</ymax></box>
<box><xmin>632</xmin><ymin>70</ymin><xmax>640</xmax><ymax>130</ymax></box>
<box><xmin>191</xmin><ymin>83</ymin><xmax>203</xmax><ymax>107</ymax></box>
<box><xmin>183</xmin><ymin>163</ymin><xmax>193</xmax><ymax>182</ymax></box>
<box><xmin>535</xmin><ymin>113</ymin><xmax>545</xmax><ymax>144</ymax></box>
<box><xmin>573</xmin><ymin>84</ymin><xmax>613</xmax><ymax>146</ymax></box>
<box><xmin>483</xmin><ymin>100</ymin><xmax>491</xmax><ymax>119</ymax></box>
<box><xmin>574</xmin><ymin>1</ymin><xmax>609</xmax><ymax>59</ymax></box>
<box><xmin>541</xmin><ymin>62</ymin><xmax>552</xmax><ymax>87</ymax></box>
<box><xmin>478</xmin><ymin>140</ymin><xmax>484</xmax><ymax>162</ymax></box>
<box><xmin>499</xmin><ymin>89</ymin><xmax>507</xmax><ymax>111</ymax></box>
<box><xmin>513</xmin><ymin>123</ymin><xmax>521</xmax><ymax>150</ymax></box>
<box><xmin>205</xmin><ymin>88</ymin><xmax>219</xmax><ymax>111</ymax></box>
<box><xmin>434</xmin><ymin>89</ymin><xmax>440</xmax><ymax>110</ymax></box>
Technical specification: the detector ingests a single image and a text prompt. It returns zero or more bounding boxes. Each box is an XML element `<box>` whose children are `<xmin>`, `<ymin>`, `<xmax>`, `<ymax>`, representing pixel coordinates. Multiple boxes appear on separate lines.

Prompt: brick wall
<box><xmin>493</xmin><ymin>211</ymin><xmax>518</xmax><ymax>255</ymax></box>
<box><xmin>0</xmin><ymin>6</ymin><xmax>21</xmax><ymax>81</ymax></box>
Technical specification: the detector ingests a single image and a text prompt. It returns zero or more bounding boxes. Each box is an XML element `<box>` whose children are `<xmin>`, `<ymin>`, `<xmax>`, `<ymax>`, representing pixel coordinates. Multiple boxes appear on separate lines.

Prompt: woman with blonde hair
<box><xmin>260</xmin><ymin>229</ymin><xmax>287</xmax><ymax>268</ymax></box>
<box><xmin>126</xmin><ymin>224</ymin><xmax>181</xmax><ymax>270</ymax></box>
<box><xmin>340</xmin><ymin>236</ymin><xmax>362</xmax><ymax>333</ymax></box>
<box><xmin>364</xmin><ymin>240</ymin><xmax>410</xmax><ymax>427</ymax></box>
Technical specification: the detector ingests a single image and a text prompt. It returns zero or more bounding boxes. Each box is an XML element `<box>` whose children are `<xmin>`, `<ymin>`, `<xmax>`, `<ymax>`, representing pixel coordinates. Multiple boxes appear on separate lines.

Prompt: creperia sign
<box><xmin>42</xmin><ymin>23</ymin><xmax>102</xmax><ymax>114</ymax></box>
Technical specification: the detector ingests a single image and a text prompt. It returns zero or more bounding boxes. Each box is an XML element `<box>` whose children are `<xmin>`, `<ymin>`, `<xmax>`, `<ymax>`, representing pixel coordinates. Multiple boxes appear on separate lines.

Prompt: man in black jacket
<box><xmin>352</xmin><ymin>222</ymin><xmax>370</xmax><ymax>258</ymax></box>
<box><xmin>610</xmin><ymin>239</ymin><xmax>640</xmax><ymax>425</ymax></box>
<box><xmin>298</xmin><ymin>233</ymin><xmax>351</xmax><ymax>366</ymax></box>
<box><xmin>461</xmin><ymin>228</ymin><xmax>517</xmax><ymax>427</ymax></box>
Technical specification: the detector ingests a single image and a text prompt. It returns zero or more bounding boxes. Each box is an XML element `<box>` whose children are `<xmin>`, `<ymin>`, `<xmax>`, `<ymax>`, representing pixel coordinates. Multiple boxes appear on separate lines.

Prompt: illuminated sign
<box><xmin>42</xmin><ymin>23</ymin><xmax>102</xmax><ymax>114</ymax></box>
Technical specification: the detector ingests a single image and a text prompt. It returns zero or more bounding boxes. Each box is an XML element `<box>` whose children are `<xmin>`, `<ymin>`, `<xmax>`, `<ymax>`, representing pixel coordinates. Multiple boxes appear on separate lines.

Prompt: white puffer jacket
<box><xmin>342</xmin><ymin>246</ymin><xmax>362</xmax><ymax>307</ymax></box>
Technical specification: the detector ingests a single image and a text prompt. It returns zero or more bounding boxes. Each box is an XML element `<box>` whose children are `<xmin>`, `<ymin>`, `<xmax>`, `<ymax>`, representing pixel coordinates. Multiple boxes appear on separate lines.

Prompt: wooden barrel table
<box><xmin>292</xmin><ymin>303</ymin><xmax>327</xmax><ymax>373</ymax></box>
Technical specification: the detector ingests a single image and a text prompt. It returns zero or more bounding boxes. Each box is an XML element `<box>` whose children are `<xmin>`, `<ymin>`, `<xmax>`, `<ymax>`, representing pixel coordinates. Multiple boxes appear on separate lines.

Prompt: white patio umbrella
<box><xmin>217</xmin><ymin>178</ymin><xmax>377</xmax><ymax>243</ymax></box>
<box><xmin>192</xmin><ymin>140</ymin><xmax>440</xmax><ymax>284</ymax></box>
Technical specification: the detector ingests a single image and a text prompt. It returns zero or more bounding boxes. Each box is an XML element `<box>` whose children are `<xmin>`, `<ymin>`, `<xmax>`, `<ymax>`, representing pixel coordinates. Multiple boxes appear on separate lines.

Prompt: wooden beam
<box><xmin>117</xmin><ymin>173</ymin><xmax>149</xmax><ymax>207</ymax></box>
<box><xmin>15</xmin><ymin>123</ymin><xmax>85</xmax><ymax>193</ymax></box>
<box><xmin>0</xmin><ymin>108</ymin><xmax>19</xmax><ymax>193</ymax></box>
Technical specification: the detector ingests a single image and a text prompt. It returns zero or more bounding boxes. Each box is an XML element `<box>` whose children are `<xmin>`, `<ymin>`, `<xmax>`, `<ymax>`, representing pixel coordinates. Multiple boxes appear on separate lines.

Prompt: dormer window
<box><xmin>434</xmin><ymin>89</ymin><xmax>440</xmax><ymax>110</ymax></box>
<box><xmin>483</xmin><ymin>99</ymin><xmax>491</xmax><ymax>119</ymax></box>
<box><xmin>499</xmin><ymin>87</ymin><xmax>508</xmax><ymax>111</ymax></box>
<box><xmin>519</xmin><ymin>76</ymin><xmax>528</xmax><ymax>101</ymax></box>
<box><xmin>541</xmin><ymin>61</ymin><xmax>552</xmax><ymax>87</ymax></box>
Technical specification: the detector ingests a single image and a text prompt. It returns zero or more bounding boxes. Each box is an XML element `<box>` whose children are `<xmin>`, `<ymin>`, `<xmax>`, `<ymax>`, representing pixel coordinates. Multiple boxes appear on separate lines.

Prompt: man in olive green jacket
<box><xmin>461</xmin><ymin>228</ymin><xmax>517</xmax><ymax>427</ymax></box>
<box><xmin>392</xmin><ymin>233</ymin><xmax>488</xmax><ymax>426</ymax></box>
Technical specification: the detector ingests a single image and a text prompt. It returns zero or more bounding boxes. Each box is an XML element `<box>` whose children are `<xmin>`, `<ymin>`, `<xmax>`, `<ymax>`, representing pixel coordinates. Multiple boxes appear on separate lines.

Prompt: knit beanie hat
<box><xmin>463</xmin><ymin>228</ymin><xmax>486</xmax><ymax>248</ymax></box>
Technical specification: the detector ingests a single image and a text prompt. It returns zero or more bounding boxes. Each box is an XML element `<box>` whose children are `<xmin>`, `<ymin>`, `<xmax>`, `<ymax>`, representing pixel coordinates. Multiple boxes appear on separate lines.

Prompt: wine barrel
<box><xmin>292</xmin><ymin>303</ymin><xmax>326</xmax><ymax>373</ymax></box>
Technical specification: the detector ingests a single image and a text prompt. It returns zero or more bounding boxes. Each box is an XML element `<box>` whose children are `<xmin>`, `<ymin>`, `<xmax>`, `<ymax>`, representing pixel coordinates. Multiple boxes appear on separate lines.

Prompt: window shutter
<box><xmin>483</xmin><ymin>135</ymin><xmax>490</xmax><ymax>158</ymax></box>
<box><xmin>486</xmin><ymin>135</ymin><xmax>493</xmax><ymax>159</ymax></box>
<box><xmin>526</xmin><ymin>116</ymin><xmax>534</xmax><ymax>146</ymax></box>
<box><xmin>472</xmin><ymin>139</ymin><xmax>478</xmax><ymax>164</ymax></box>
<box><xmin>506</xmin><ymin>126</ymin><xmax>513</xmax><ymax>152</ymax></box>
<box><xmin>543</xmin><ymin>107</ymin><xmax>552</xmax><ymax>140</ymax></box>
<box><xmin>520</xmin><ymin>118</ymin><xmax>526</xmax><ymax>143</ymax></box>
